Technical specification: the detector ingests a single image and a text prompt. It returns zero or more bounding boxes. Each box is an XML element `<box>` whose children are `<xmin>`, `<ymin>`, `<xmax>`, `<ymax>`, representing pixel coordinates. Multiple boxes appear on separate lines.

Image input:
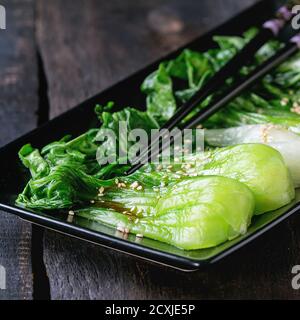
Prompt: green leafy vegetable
<box><xmin>205</xmin><ymin>125</ymin><xmax>300</xmax><ymax>188</ymax></box>
<box><xmin>141</xmin><ymin>64</ymin><xmax>177</xmax><ymax>124</ymax></box>
<box><xmin>19</xmin><ymin>144</ymin><xmax>49</xmax><ymax>179</ymax></box>
<box><xmin>16</xmin><ymin>163</ymin><xmax>108</xmax><ymax>210</ymax></box>
<box><xmin>15</xmin><ymin>27</ymin><xmax>300</xmax><ymax>251</ymax></box>
<box><xmin>185</xmin><ymin>144</ymin><xmax>295</xmax><ymax>214</ymax></box>
<box><xmin>41</xmin><ymin>130</ymin><xmax>100</xmax><ymax>175</ymax></box>
<box><xmin>77</xmin><ymin>176</ymin><xmax>255</xmax><ymax>250</ymax></box>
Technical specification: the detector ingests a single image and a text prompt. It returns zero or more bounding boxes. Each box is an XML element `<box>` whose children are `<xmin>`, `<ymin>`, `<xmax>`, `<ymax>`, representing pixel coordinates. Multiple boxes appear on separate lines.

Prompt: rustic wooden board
<box><xmin>36</xmin><ymin>0</ymin><xmax>258</xmax><ymax>117</ymax></box>
<box><xmin>0</xmin><ymin>0</ymin><xmax>38</xmax><ymax>300</ymax></box>
<box><xmin>36</xmin><ymin>0</ymin><xmax>300</xmax><ymax>299</ymax></box>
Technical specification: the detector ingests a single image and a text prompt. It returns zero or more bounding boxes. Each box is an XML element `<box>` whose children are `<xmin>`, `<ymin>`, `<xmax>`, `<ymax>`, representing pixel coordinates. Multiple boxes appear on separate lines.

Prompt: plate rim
<box><xmin>1</xmin><ymin>0</ymin><xmax>299</xmax><ymax>271</ymax></box>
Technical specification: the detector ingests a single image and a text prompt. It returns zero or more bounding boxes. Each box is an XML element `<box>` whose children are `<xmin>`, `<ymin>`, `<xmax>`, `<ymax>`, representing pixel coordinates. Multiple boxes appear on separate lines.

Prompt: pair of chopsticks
<box><xmin>125</xmin><ymin>3</ymin><xmax>299</xmax><ymax>175</ymax></box>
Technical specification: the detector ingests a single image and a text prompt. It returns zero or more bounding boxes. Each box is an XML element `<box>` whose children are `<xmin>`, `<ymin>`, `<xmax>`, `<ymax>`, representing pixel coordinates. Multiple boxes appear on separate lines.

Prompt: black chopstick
<box><xmin>184</xmin><ymin>35</ymin><xmax>300</xmax><ymax>130</ymax></box>
<box><xmin>126</xmin><ymin>5</ymin><xmax>294</xmax><ymax>172</ymax></box>
<box><xmin>161</xmin><ymin>5</ymin><xmax>294</xmax><ymax>131</ymax></box>
<box><xmin>126</xmin><ymin>34</ymin><xmax>300</xmax><ymax>175</ymax></box>
<box><xmin>125</xmin><ymin>4</ymin><xmax>295</xmax><ymax>175</ymax></box>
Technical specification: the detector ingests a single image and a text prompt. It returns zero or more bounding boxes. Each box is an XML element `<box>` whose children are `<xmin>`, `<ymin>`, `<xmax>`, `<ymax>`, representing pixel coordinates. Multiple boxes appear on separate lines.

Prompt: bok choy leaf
<box><xmin>77</xmin><ymin>176</ymin><xmax>255</xmax><ymax>250</ymax></box>
<box><xmin>182</xmin><ymin>144</ymin><xmax>295</xmax><ymax>215</ymax></box>
<box><xmin>205</xmin><ymin>125</ymin><xmax>300</xmax><ymax>187</ymax></box>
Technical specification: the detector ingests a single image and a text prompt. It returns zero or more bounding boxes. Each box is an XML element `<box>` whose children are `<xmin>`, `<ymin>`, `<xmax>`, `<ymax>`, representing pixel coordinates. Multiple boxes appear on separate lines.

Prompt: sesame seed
<box><xmin>119</xmin><ymin>182</ymin><xmax>126</xmax><ymax>188</ymax></box>
<box><xmin>291</xmin><ymin>106</ymin><xmax>300</xmax><ymax>115</ymax></box>
<box><xmin>99</xmin><ymin>187</ymin><xmax>105</xmax><ymax>194</ymax></box>
<box><xmin>67</xmin><ymin>215</ymin><xmax>74</xmax><ymax>223</ymax></box>
<box><xmin>130</xmin><ymin>181</ymin><xmax>139</xmax><ymax>189</ymax></box>
<box><xmin>281</xmin><ymin>98</ymin><xmax>289</xmax><ymax>106</ymax></box>
<box><xmin>260</xmin><ymin>125</ymin><xmax>274</xmax><ymax>143</ymax></box>
<box><xmin>117</xmin><ymin>226</ymin><xmax>125</xmax><ymax>233</ymax></box>
<box><xmin>189</xmin><ymin>173</ymin><xmax>198</xmax><ymax>177</ymax></box>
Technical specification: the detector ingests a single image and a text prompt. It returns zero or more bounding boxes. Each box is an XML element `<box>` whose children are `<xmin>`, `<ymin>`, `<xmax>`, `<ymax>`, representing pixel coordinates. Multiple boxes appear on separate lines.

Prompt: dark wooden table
<box><xmin>1</xmin><ymin>0</ymin><xmax>300</xmax><ymax>300</ymax></box>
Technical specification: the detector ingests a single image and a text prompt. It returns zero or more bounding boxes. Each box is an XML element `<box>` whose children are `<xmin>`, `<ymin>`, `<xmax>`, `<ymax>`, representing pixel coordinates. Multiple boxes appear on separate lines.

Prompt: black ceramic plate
<box><xmin>1</xmin><ymin>0</ymin><xmax>299</xmax><ymax>271</ymax></box>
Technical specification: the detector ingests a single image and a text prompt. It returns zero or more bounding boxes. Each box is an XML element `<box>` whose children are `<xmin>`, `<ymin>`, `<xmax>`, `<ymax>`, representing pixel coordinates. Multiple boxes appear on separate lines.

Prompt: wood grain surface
<box><xmin>37</xmin><ymin>0</ymin><xmax>299</xmax><ymax>300</ymax></box>
<box><xmin>0</xmin><ymin>0</ymin><xmax>38</xmax><ymax>300</ymax></box>
<box><xmin>2</xmin><ymin>0</ymin><xmax>300</xmax><ymax>300</ymax></box>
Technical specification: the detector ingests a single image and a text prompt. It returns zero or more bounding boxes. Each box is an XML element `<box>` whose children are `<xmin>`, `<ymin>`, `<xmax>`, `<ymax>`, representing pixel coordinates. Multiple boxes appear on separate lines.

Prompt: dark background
<box><xmin>1</xmin><ymin>0</ymin><xmax>300</xmax><ymax>300</ymax></box>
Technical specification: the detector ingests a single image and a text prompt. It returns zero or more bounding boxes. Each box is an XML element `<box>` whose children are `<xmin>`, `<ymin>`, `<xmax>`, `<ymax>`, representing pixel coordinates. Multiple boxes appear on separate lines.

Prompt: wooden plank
<box><xmin>36</xmin><ymin>0</ymin><xmax>300</xmax><ymax>300</ymax></box>
<box><xmin>0</xmin><ymin>0</ymin><xmax>38</xmax><ymax>300</ymax></box>
<box><xmin>37</xmin><ymin>0</ymin><xmax>258</xmax><ymax>117</ymax></box>
<box><xmin>42</xmin><ymin>219</ymin><xmax>300</xmax><ymax>300</ymax></box>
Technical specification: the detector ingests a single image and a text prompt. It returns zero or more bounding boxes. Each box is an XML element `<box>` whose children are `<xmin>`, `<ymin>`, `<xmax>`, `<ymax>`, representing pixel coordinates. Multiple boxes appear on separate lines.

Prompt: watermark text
<box><xmin>94</xmin><ymin>123</ymin><xmax>204</xmax><ymax>166</ymax></box>
<box><xmin>0</xmin><ymin>265</ymin><xmax>6</xmax><ymax>290</ymax></box>
<box><xmin>0</xmin><ymin>5</ymin><xmax>6</xmax><ymax>30</ymax></box>
<box><xmin>291</xmin><ymin>265</ymin><xmax>300</xmax><ymax>290</ymax></box>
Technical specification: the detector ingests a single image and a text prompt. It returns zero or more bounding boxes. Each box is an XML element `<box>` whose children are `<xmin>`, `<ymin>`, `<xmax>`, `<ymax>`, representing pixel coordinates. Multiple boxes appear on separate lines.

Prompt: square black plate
<box><xmin>1</xmin><ymin>0</ymin><xmax>299</xmax><ymax>271</ymax></box>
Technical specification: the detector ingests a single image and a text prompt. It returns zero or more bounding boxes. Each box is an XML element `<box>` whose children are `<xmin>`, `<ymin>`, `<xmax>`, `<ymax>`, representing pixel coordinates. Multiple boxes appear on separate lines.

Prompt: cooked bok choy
<box><xmin>123</xmin><ymin>144</ymin><xmax>295</xmax><ymax>215</ymax></box>
<box><xmin>16</xmin><ymin>27</ymin><xmax>300</xmax><ymax>251</ymax></box>
<box><xmin>205</xmin><ymin>125</ymin><xmax>300</xmax><ymax>187</ymax></box>
<box><xmin>77</xmin><ymin>176</ymin><xmax>255</xmax><ymax>250</ymax></box>
<box><xmin>75</xmin><ymin>144</ymin><xmax>295</xmax><ymax>249</ymax></box>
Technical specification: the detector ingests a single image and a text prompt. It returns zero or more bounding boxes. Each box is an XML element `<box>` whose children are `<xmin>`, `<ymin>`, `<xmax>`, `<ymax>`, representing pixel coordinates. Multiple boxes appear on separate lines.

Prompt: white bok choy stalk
<box><xmin>205</xmin><ymin>124</ymin><xmax>300</xmax><ymax>188</ymax></box>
